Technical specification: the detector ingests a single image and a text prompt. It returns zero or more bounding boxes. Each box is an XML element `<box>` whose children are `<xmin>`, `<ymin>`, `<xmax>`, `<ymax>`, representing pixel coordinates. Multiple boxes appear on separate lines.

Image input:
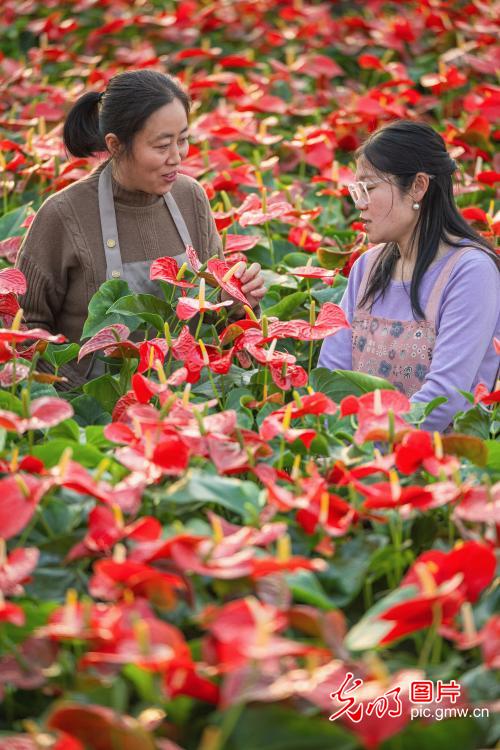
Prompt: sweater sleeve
<box><xmin>412</xmin><ymin>252</ymin><xmax>500</xmax><ymax>431</ymax></box>
<box><xmin>317</xmin><ymin>252</ymin><xmax>368</xmax><ymax>370</ymax></box>
<box><xmin>16</xmin><ymin>195</ymin><xmax>69</xmax><ymax>334</ymax></box>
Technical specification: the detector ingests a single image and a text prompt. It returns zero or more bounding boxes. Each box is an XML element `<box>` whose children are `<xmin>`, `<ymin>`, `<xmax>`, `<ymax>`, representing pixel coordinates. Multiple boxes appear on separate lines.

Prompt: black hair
<box><xmin>356</xmin><ymin>120</ymin><xmax>497</xmax><ymax>319</ymax></box>
<box><xmin>63</xmin><ymin>69</ymin><xmax>191</xmax><ymax>158</ymax></box>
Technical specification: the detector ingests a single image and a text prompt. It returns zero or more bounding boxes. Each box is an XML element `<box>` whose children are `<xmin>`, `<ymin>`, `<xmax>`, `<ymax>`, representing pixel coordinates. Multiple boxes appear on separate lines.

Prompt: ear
<box><xmin>104</xmin><ymin>133</ymin><xmax>123</xmax><ymax>159</ymax></box>
<box><xmin>411</xmin><ymin>172</ymin><xmax>431</xmax><ymax>202</ymax></box>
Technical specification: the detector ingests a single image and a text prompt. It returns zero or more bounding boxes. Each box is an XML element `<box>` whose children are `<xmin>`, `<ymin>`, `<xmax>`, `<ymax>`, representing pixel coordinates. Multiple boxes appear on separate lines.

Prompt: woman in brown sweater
<box><xmin>17</xmin><ymin>70</ymin><xmax>265</xmax><ymax>388</ymax></box>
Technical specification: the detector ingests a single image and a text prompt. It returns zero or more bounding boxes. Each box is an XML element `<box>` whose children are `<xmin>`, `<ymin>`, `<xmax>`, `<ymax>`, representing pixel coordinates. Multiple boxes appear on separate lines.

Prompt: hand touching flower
<box><xmin>221</xmin><ymin>262</ymin><xmax>266</xmax><ymax>309</ymax></box>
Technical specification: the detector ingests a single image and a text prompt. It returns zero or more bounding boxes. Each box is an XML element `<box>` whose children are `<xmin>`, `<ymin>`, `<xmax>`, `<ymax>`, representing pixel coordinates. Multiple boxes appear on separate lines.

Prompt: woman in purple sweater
<box><xmin>318</xmin><ymin>121</ymin><xmax>499</xmax><ymax>432</ymax></box>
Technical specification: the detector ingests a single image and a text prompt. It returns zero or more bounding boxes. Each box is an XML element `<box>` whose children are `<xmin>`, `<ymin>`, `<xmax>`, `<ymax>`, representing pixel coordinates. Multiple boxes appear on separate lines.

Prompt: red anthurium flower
<box><xmin>0</xmin><ymin>600</ymin><xmax>25</xmax><ymax>626</ymax></box>
<box><xmin>0</xmin><ymin>546</ymin><xmax>39</xmax><ymax>595</ymax></box>
<box><xmin>269</xmin><ymin>361</ymin><xmax>308</xmax><ymax>390</ymax></box>
<box><xmin>249</xmin><ymin>553</ymin><xmax>326</xmax><ymax>579</ymax></box>
<box><xmin>359</xmin><ymin>53</ymin><xmax>385</xmax><ymax>70</ymax></box>
<box><xmin>67</xmin><ymin>506</ymin><xmax>162</xmax><ymax>561</ymax></box>
<box><xmin>0</xmin><ymin>237</ymin><xmax>22</xmax><ymax>264</ymax></box>
<box><xmin>206</xmin><ymin>258</ymin><xmax>250</xmax><ymax>306</ymax></box>
<box><xmin>376</xmin><ymin>541</ymin><xmax>496</xmax><ymax>646</ymax></box>
<box><xmin>78</xmin><ymin>325</ymin><xmax>133</xmax><ymax>362</ymax></box>
<box><xmin>201</xmin><ymin>598</ymin><xmax>311</xmax><ymax>673</ymax></box>
<box><xmin>0</xmin><ymin>397</ymin><xmax>73</xmax><ymax>434</ymax></box>
<box><xmin>453</xmin><ymin>483</ymin><xmax>500</xmax><ymax>527</ymax></box>
<box><xmin>461</xmin><ymin>206</ymin><xmax>488</xmax><ymax>224</ymax></box>
<box><xmin>47</xmin><ymin>703</ymin><xmax>158</xmax><ymax>750</ymax></box>
<box><xmin>115</xmin><ymin>431</ymin><xmax>190</xmax><ymax>481</ymax></box>
<box><xmin>150</xmin><ymin>256</ymin><xmax>195</xmax><ymax>288</ymax></box>
<box><xmin>81</xmin><ymin>614</ymin><xmax>192</xmax><ymax>672</ymax></box>
<box><xmin>224</xmin><ymin>234</ymin><xmax>260</xmax><ymax>253</ymax></box>
<box><xmin>0</xmin><ymin>327</ymin><xmax>66</xmax><ymax>345</ymax></box>
<box><xmin>481</xmin><ymin>615</ymin><xmax>500</xmax><ymax>669</ymax></box>
<box><xmin>89</xmin><ymin>558</ymin><xmax>188</xmax><ymax>609</ymax></box>
<box><xmin>0</xmin><ymin>362</ymin><xmax>31</xmax><ymax>386</ymax></box>
<box><xmin>176</xmin><ymin>295</ymin><xmax>233</xmax><ymax>321</ymax></box>
<box><xmin>296</xmin><ymin>488</ymin><xmax>358</xmax><ymax>537</ymax></box>
<box><xmin>474</xmin><ymin>382</ymin><xmax>500</xmax><ymax>405</ymax></box>
<box><xmin>137</xmin><ymin>338</ymin><xmax>169</xmax><ymax>374</ymax></box>
<box><xmin>352</xmin><ymin>390</ymin><xmax>411</xmax><ymax>445</ymax></box>
<box><xmin>238</xmin><ymin>191</ymin><xmax>294</xmax><ymax>226</ymax></box>
<box><xmin>265</xmin><ymin>302</ymin><xmax>350</xmax><ymax>342</ymax></box>
<box><xmin>260</xmin><ymin>392</ymin><xmax>337</xmax><ymax>445</ymax></box>
<box><xmin>0</xmin><ymin>473</ymin><xmax>54</xmax><ymax>539</ymax></box>
<box><xmin>51</xmin><ymin>460</ymin><xmax>146</xmax><ymax>515</ymax></box>
<box><xmin>395</xmin><ymin>430</ymin><xmax>460</xmax><ymax>477</ymax></box>
<box><xmin>289</xmin><ymin>266</ymin><xmax>339</xmax><ymax>285</ymax></box>
<box><xmin>0</xmin><ymin>635</ymin><xmax>59</xmax><ymax>696</ymax></box>
<box><xmin>377</xmin><ymin>580</ymin><xmax>464</xmax><ymax>645</ymax></box>
<box><xmin>0</xmin><ymin>293</ymin><xmax>21</xmax><ymax>327</ymax></box>
<box><xmin>0</xmin><ymin>267</ymin><xmax>26</xmax><ymax>295</ymax></box>
<box><xmin>403</xmin><ymin>541</ymin><xmax>496</xmax><ymax>604</ymax></box>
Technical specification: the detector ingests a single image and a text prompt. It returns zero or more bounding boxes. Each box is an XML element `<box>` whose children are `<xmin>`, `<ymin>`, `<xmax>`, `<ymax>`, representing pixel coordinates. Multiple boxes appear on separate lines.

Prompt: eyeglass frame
<box><xmin>347</xmin><ymin>174</ymin><xmax>436</xmax><ymax>205</ymax></box>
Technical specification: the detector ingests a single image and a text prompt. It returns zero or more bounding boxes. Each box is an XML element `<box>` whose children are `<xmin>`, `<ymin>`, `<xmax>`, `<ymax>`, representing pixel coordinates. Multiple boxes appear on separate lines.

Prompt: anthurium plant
<box><xmin>0</xmin><ymin>1</ymin><xmax>498</xmax><ymax>749</ymax></box>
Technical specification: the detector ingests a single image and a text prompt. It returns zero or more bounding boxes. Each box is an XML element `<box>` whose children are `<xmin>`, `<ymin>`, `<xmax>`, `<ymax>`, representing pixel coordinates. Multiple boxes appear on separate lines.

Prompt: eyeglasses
<box><xmin>347</xmin><ymin>179</ymin><xmax>385</xmax><ymax>205</ymax></box>
<box><xmin>347</xmin><ymin>175</ymin><xmax>436</xmax><ymax>205</ymax></box>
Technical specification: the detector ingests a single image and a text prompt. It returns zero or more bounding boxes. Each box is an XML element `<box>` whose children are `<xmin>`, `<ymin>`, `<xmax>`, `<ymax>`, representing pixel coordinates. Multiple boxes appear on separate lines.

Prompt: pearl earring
<box><xmin>412</xmin><ymin>201</ymin><xmax>420</xmax><ymax>210</ymax></box>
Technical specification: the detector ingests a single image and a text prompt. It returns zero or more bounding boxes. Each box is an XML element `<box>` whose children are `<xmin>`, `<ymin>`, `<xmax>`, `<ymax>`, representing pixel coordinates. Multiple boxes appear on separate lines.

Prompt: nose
<box><xmin>354</xmin><ymin>195</ymin><xmax>368</xmax><ymax>210</ymax></box>
<box><xmin>166</xmin><ymin>143</ymin><xmax>182</xmax><ymax>164</ymax></box>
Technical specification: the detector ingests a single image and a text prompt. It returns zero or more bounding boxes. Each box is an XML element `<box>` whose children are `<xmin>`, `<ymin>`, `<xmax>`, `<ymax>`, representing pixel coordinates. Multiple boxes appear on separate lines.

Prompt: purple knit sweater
<box><xmin>318</xmin><ymin>245</ymin><xmax>500</xmax><ymax>431</ymax></box>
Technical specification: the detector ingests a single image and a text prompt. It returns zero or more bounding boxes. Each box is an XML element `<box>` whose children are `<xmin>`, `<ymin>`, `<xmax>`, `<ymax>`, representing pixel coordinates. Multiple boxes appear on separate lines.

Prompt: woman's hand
<box><xmin>222</xmin><ymin>261</ymin><xmax>266</xmax><ymax>309</ymax></box>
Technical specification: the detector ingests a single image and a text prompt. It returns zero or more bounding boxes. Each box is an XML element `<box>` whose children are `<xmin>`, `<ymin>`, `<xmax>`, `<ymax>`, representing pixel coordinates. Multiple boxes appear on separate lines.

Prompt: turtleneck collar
<box><xmin>111</xmin><ymin>173</ymin><xmax>164</xmax><ymax>207</ymax></box>
<box><xmin>94</xmin><ymin>159</ymin><xmax>164</xmax><ymax>207</ymax></box>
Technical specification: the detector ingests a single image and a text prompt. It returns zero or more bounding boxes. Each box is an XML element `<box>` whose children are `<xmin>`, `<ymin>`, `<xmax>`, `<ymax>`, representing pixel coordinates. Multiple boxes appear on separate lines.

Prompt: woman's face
<box><xmin>113</xmin><ymin>98</ymin><xmax>190</xmax><ymax>195</ymax></box>
<box><xmin>353</xmin><ymin>159</ymin><xmax>418</xmax><ymax>249</ymax></box>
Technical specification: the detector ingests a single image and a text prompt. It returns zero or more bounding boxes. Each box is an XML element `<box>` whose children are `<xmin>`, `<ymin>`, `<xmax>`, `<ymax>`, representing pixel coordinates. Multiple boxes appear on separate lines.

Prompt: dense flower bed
<box><xmin>0</xmin><ymin>1</ymin><xmax>498</xmax><ymax>748</ymax></box>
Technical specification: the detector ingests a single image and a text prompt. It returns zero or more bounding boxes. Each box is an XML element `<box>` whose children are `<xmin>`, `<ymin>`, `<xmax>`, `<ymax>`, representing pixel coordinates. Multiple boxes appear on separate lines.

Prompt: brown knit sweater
<box><xmin>17</xmin><ymin>162</ymin><xmax>225</xmax><ymax>388</ymax></box>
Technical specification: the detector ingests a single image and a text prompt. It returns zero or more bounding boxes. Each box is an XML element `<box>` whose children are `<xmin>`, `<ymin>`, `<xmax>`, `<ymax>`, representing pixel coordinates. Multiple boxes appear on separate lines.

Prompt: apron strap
<box><xmin>355</xmin><ymin>244</ymin><xmax>386</xmax><ymax>309</ymax></box>
<box><xmin>425</xmin><ymin>246</ymin><xmax>472</xmax><ymax>327</ymax></box>
<box><xmin>164</xmin><ymin>192</ymin><xmax>194</xmax><ymax>250</ymax></box>
<box><xmin>98</xmin><ymin>162</ymin><xmax>125</xmax><ymax>281</ymax></box>
<box><xmin>98</xmin><ymin>163</ymin><xmax>195</xmax><ymax>280</ymax></box>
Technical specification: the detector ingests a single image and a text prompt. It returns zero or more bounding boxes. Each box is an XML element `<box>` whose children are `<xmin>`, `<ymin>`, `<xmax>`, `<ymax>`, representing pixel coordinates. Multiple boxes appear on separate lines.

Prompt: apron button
<box><xmin>111</xmin><ymin>270</ymin><xmax>121</xmax><ymax>278</ymax></box>
<box><xmin>107</xmin><ymin>239</ymin><xmax>117</xmax><ymax>248</ymax></box>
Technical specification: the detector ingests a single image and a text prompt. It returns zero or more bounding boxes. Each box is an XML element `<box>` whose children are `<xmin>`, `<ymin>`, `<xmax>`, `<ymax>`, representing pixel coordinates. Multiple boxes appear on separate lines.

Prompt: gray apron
<box><xmin>86</xmin><ymin>162</ymin><xmax>194</xmax><ymax>378</ymax></box>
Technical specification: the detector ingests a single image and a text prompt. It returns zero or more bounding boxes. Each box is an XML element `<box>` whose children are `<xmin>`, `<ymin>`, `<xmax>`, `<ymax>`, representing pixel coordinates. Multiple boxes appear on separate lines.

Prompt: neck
<box><xmin>111</xmin><ymin>160</ymin><xmax>140</xmax><ymax>194</ymax></box>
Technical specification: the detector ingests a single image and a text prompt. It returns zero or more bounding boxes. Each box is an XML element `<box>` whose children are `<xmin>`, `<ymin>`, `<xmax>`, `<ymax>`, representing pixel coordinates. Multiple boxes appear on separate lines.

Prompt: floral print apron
<box><xmin>351</xmin><ymin>245</ymin><xmax>471</xmax><ymax>397</ymax></box>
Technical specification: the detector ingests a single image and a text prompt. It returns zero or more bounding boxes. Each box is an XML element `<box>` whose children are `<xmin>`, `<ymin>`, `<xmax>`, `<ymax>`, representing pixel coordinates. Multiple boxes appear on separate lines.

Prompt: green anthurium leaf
<box><xmin>457</xmin><ymin>388</ymin><xmax>475</xmax><ymax>405</ymax></box>
<box><xmin>310</xmin><ymin>367</ymin><xmax>395</xmax><ymax>401</ymax></box>
<box><xmin>0</xmin><ymin>391</ymin><xmax>22</xmax><ymax>414</ymax></box>
<box><xmin>163</xmin><ymin>469</ymin><xmax>263</xmax><ymax>518</ymax></box>
<box><xmin>285</xmin><ymin>569</ymin><xmax>336</xmax><ymax>610</ymax></box>
<box><xmin>83</xmin><ymin>374</ymin><xmax>122</xmax><ymax>414</ymax></box>
<box><xmin>70</xmin><ymin>395</ymin><xmax>111</xmax><ymax>427</ymax></box>
<box><xmin>441</xmin><ymin>433</ymin><xmax>488</xmax><ymax>467</ymax></box>
<box><xmin>282</xmin><ymin>251</ymin><xmax>313</xmax><ymax>267</ymax></box>
<box><xmin>108</xmin><ymin>293</ymin><xmax>172</xmax><ymax>333</ymax></box>
<box><xmin>0</xmin><ymin>203</ymin><xmax>31</xmax><ymax>240</ymax></box>
<box><xmin>48</xmin><ymin>418</ymin><xmax>81</xmax><ymax>442</ymax></box>
<box><xmin>82</xmin><ymin>279</ymin><xmax>140</xmax><ymax>339</ymax></box>
<box><xmin>319</xmin><ymin>535</ymin><xmax>387</xmax><ymax>606</ymax></box>
<box><xmin>226</xmin><ymin>704</ymin><xmax>358</xmax><ymax>750</ymax></box>
<box><xmin>453</xmin><ymin>406</ymin><xmax>491</xmax><ymax>439</ymax></box>
<box><xmin>32</xmin><ymin>438</ymin><xmax>105</xmax><ymax>468</ymax></box>
<box><xmin>382</xmin><ymin>718</ymin><xmax>481</xmax><ymax>750</ymax></box>
<box><xmin>263</xmin><ymin>291</ymin><xmax>308</xmax><ymax>319</ymax></box>
<box><xmin>485</xmin><ymin>439</ymin><xmax>500</xmax><ymax>472</ymax></box>
<box><xmin>345</xmin><ymin>584</ymin><xmax>420</xmax><ymax>652</ymax></box>
<box><xmin>42</xmin><ymin>342</ymin><xmax>80</xmax><ymax>369</ymax></box>
<box><xmin>316</xmin><ymin>246</ymin><xmax>355</xmax><ymax>270</ymax></box>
